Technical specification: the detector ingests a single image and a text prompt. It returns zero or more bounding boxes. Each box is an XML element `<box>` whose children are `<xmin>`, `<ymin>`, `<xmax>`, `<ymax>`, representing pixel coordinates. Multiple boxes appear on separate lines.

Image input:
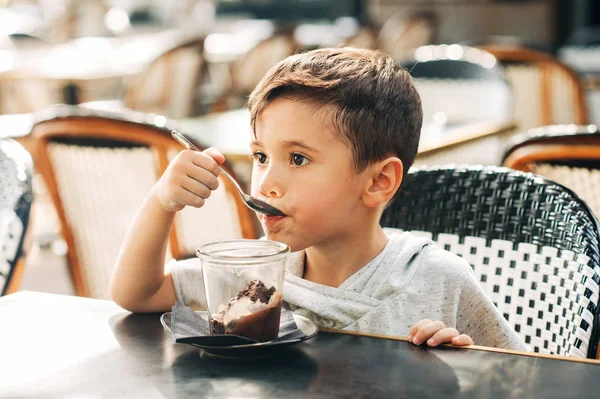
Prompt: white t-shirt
<box><xmin>171</xmin><ymin>229</ymin><xmax>528</xmax><ymax>351</ymax></box>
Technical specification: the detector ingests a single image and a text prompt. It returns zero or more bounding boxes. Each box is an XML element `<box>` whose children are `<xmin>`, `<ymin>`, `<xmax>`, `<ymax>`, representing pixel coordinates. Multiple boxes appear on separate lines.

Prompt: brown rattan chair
<box><xmin>31</xmin><ymin>105</ymin><xmax>257</xmax><ymax>299</ymax></box>
<box><xmin>383</xmin><ymin>165</ymin><xmax>600</xmax><ymax>358</ymax></box>
<box><xmin>477</xmin><ymin>44</ymin><xmax>589</xmax><ymax>129</ymax></box>
<box><xmin>503</xmin><ymin>124</ymin><xmax>600</xmax><ymax>219</ymax></box>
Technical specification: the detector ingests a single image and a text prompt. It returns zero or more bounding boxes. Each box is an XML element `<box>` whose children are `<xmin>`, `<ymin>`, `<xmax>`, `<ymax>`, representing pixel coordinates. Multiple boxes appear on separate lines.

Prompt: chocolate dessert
<box><xmin>210</xmin><ymin>279</ymin><xmax>282</xmax><ymax>342</ymax></box>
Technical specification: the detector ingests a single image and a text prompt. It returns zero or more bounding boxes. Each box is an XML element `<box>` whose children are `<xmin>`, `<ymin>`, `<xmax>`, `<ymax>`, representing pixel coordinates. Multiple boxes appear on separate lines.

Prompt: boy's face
<box><xmin>251</xmin><ymin>97</ymin><xmax>371</xmax><ymax>252</ymax></box>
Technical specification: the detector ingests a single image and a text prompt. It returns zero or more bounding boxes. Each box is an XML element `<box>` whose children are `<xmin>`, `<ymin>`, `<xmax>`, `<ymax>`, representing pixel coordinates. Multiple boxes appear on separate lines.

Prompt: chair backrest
<box><xmin>230</xmin><ymin>34</ymin><xmax>299</xmax><ymax>96</ymax></box>
<box><xmin>378</xmin><ymin>11</ymin><xmax>438</xmax><ymax>62</ymax></box>
<box><xmin>503</xmin><ymin>124</ymin><xmax>600</xmax><ymax>219</ymax></box>
<box><xmin>0</xmin><ymin>139</ymin><xmax>33</xmax><ymax>295</ymax></box>
<box><xmin>124</xmin><ymin>37</ymin><xmax>206</xmax><ymax>119</ymax></box>
<box><xmin>382</xmin><ymin>165</ymin><xmax>600</xmax><ymax>358</ymax></box>
<box><xmin>404</xmin><ymin>45</ymin><xmax>513</xmax><ymax>125</ymax></box>
<box><xmin>31</xmin><ymin>105</ymin><xmax>257</xmax><ymax>299</ymax></box>
<box><xmin>477</xmin><ymin>44</ymin><xmax>589</xmax><ymax>129</ymax></box>
<box><xmin>344</xmin><ymin>27</ymin><xmax>378</xmax><ymax>50</ymax></box>
<box><xmin>0</xmin><ymin>79</ymin><xmax>62</xmax><ymax>114</ymax></box>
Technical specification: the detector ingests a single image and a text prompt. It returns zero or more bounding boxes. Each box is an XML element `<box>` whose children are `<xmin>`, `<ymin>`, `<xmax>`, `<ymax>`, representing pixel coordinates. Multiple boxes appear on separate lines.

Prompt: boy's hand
<box><xmin>408</xmin><ymin>319</ymin><xmax>474</xmax><ymax>347</ymax></box>
<box><xmin>152</xmin><ymin>148</ymin><xmax>225</xmax><ymax>212</ymax></box>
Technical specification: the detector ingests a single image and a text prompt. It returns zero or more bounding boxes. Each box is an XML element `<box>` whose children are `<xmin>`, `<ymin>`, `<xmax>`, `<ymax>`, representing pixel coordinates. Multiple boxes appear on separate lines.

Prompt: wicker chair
<box><xmin>477</xmin><ymin>44</ymin><xmax>589</xmax><ymax>129</ymax></box>
<box><xmin>0</xmin><ymin>139</ymin><xmax>33</xmax><ymax>295</ymax></box>
<box><xmin>403</xmin><ymin>45</ymin><xmax>513</xmax><ymax>126</ymax></box>
<box><xmin>123</xmin><ymin>37</ymin><xmax>206</xmax><ymax>118</ymax></box>
<box><xmin>382</xmin><ymin>165</ymin><xmax>600</xmax><ymax>358</ymax></box>
<box><xmin>31</xmin><ymin>105</ymin><xmax>257</xmax><ymax>299</ymax></box>
<box><xmin>502</xmin><ymin>124</ymin><xmax>600</xmax><ymax>219</ymax></box>
<box><xmin>222</xmin><ymin>33</ymin><xmax>299</xmax><ymax>109</ymax></box>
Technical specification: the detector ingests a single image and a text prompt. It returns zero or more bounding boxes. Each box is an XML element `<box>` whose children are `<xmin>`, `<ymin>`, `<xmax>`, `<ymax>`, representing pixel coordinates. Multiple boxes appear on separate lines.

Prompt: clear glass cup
<box><xmin>196</xmin><ymin>239</ymin><xmax>290</xmax><ymax>342</ymax></box>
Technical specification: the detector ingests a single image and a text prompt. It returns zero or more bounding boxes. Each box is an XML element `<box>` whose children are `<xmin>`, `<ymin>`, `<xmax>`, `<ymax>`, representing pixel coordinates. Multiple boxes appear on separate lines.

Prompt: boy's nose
<box><xmin>257</xmin><ymin>166</ymin><xmax>284</xmax><ymax>198</ymax></box>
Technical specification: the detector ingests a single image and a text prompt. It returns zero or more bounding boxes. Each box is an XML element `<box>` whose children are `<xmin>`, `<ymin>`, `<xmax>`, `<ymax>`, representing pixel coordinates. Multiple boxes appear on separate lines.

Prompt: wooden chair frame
<box><xmin>503</xmin><ymin>131</ymin><xmax>600</xmax><ymax>172</ymax></box>
<box><xmin>477</xmin><ymin>44</ymin><xmax>589</xmax><ymax>126</ymax></box>
<box><xmin>31</xmin><ymin>111</ymin><xmax>257</xmax><ymax>297</ymax></box>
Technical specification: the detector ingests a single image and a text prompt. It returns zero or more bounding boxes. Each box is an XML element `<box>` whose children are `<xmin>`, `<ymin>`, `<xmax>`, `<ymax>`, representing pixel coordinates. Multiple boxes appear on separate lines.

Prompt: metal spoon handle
<box><xmin>172</xmin><ymin>129</ymin><xmax>201</xmax><ymax>152</ymax></box>
<box><xmin>171</xmin><ymin>130</ymin><xmax>245</xmax><ymax>196</ymax></box>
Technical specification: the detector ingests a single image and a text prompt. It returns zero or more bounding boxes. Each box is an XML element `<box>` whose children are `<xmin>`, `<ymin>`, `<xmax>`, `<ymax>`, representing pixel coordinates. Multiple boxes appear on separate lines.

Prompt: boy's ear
<box><xmin>362</xmin><ymin>157</ymin><xmax>403</xmax><ymax>208</ymax></box>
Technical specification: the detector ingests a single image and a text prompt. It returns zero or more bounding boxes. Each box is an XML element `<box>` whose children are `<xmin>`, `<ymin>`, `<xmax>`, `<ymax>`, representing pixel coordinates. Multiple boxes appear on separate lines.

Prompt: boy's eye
<box><xmin>291</xmin><ymin>153</ymin><xmax>309</xmax><ymax>167</ymax></box>
<box><xmin>252</xmin><ymin>152</ymin><xmax>267</xmax><ymax>164</ymax></box>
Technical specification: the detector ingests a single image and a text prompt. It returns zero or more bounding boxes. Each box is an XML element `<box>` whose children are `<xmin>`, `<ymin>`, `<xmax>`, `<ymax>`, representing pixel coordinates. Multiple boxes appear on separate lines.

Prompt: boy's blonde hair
<box><xmin>248</xmin><ymin>47</ymin><xmax>422</xmax><ymax>186</ymax></box>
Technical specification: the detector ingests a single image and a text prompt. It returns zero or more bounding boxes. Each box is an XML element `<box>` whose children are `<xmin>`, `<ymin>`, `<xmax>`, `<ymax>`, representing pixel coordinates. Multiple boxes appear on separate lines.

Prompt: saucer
<box><xmin>160</xmin><ymin>311</ymin><xmax>318</xmax><ymax>358</ymax></box>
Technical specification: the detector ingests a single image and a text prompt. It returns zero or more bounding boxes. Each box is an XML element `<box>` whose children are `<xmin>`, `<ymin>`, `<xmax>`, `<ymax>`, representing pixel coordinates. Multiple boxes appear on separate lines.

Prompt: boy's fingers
<box><xmin>180</xmin><ymin>178</ymin><xmax>212</xmax><ymax>200</ymax></box>
<box><xmin>202</xmin><ymin>147</ymin><xmax>226</xmax><ymax>165</ymax></box>
<box><xmin>177</xmin><ymin>187</ymin><xmax>205</xmax><ymax>208</ymax></box>
<box><xmin>427</xmin><ymin>328</ymin><xmax>459</xmax><ymax>347</ymax></box>
<box><xmin>412</xmin><ymin>320</ymin><xmax>445</xmax><ymax>345</ymax></box>
<box><xmin>408</xmin><ymin>319</ymin><xmax>431</xmax><ymax>341</ymax></box>
<box><xmin>186</xmin><ymin>150</ymin><xmax>221</xmax><ymax>176</ymax></box>
<box><xmin>451</xmin><ymin>334</ymin><xmax>474</xmax><ymax>346</ymax></box>
<box><xmin>183</xmin><ymin>165</ymin><xmax>220</xmax><ymax>191</ymax></box>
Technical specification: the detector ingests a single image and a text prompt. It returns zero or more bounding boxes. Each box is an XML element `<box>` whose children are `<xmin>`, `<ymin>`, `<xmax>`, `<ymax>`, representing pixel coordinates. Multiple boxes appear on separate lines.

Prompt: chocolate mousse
<box><xmin>210</xmin><ymin>279</ymin><xmax>282</xmax><ymax>342</ymax></box>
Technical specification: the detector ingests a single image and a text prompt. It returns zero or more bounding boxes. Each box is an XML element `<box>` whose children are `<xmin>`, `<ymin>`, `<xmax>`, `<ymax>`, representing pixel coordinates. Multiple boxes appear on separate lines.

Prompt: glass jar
<box><xmin>196</xmin><ymin>239</ymin><xmax>290</xmax><ymax>342</ymax></box>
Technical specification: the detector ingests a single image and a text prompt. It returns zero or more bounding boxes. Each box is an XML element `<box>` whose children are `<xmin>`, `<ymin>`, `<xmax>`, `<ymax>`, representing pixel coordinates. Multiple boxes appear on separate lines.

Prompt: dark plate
<box><xmin>160</xmin><ymin>311</ymin><xmax>318</xmax><ymax>358</ymax></box>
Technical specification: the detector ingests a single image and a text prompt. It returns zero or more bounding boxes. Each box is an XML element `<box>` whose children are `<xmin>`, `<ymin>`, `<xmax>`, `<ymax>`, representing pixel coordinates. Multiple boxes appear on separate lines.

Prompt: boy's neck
<box><xmin>302</xmin><ymin>223</ymin><xmax>389</xmax><ymax>288</ymax></box>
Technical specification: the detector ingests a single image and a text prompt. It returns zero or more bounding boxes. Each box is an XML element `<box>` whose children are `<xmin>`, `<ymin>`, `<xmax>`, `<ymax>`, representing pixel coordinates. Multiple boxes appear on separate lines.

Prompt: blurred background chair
<box><xmin>503</xmin><ymin>124</ymin><xmax>600</xmax><ymax>218</ymax></box>
<box><xmin>382</xmin><ymin>165</ymin><xmax>600</xmax><ymax>358</ymax></box>
<box><xmin>477</xmin><ymin>43</ymin><xmax>589</xmax><ymax>130</ymax></box>
<box><xmin>219</xmin><ymin>32</ymin><xmax>299</xmax><ymax>110</ymax></box>
<box><xmin>560</xmin><ymin>26</ymin><xmax>600</xmax><ymax>126</ymax></box>
<box><xmin>344</xmin><ymin>26</ymin><xmax>378</xmax><ymax>50</ymax></box>
<box><xmin>403</xmin><ymin>44</ymin><xmax>513</xmax><ymax>126</ymax></box>
<box><xmin>0</xmin><ymin>79</ymin><xmax>62</xmax><ymax>115</ymax></box>
<box><xmin>81</xmin><ymin>37</ymin><xmax>207</xmax><ymax>118</ymax></box>
<box><xmin>122</xmin><ymin>37</ymin><xmax>207</xmax><ymax>118</ymax></box>
<box><xmin>0</xmin><ymin>138</ymin><xmax>33</xmax><ymax>296</ymax></box>
<box><xmin>31</xmin><ymin>105</ymin><xmax>257</xmax><ymax>299</ymax></box>
<box><xmin>378</xmin><ymin>10</ymin><xmax>439</xmax><ymax>63</ymax></box>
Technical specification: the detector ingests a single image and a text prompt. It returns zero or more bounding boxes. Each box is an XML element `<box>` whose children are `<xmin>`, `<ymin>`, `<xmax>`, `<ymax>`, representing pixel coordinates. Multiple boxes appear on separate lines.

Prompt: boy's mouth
<box><xmin>263</xmin><ymin>215</ymin><xmax>286</xmax><ymax>226</ymax></box>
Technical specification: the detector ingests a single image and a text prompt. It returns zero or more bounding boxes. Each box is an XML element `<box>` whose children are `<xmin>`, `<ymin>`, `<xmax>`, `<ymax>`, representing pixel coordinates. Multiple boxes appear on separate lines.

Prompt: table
<box><xmin>1</xmin><ymin>292</ymin><xmax>599</xmax><ymax>398</ymax></box>
<box><xmin>0</xmin><ymin>29</ymin><xmax>203</xmax><ymax>107</ymax></box>
<box><xmin>0</xmin><ymin>30</ymin><xmax>197</xmax><ymax>82</ymax></box>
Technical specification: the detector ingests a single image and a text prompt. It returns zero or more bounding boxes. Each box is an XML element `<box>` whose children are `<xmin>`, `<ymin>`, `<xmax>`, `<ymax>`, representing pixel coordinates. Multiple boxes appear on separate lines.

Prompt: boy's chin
<box><xmin>263</xmin><ymin>232</ymin><xmax>305</xmax><ymax>253</ymax></box>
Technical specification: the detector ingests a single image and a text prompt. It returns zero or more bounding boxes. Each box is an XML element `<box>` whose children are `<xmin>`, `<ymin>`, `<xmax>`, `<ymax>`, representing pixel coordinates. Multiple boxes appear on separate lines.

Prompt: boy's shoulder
<box><xmin>384</xmin><ymin>228</ymin><xmax>473</xmax><ymax>281</ymax></box>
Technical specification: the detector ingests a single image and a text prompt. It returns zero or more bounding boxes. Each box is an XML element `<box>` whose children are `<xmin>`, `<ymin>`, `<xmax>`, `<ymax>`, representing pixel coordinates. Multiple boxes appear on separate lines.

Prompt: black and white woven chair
<box><xmin>382</xmin><ymin>165</ymin><xmax>600</xmax><ymax>359</ymax></box>
<box><xmin>0</xmin><ymin>139</ymin><xmax>33</xmax><ymax>295</ymax></box>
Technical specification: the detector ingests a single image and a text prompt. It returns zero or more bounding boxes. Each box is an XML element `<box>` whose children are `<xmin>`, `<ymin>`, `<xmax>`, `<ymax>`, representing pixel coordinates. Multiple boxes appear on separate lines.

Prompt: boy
<box><xmin>111</xmin><ymin>48</ymin><xmax>526</xmax><ymax>351</ymax></box>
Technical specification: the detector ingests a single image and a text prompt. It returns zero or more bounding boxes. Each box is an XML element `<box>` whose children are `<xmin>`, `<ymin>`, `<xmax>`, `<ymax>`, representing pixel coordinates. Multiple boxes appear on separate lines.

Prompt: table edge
<box><xmin>320</xmin><ymin>328</ymin><xmax>600</xmax><ymax>365</ymax></box>
<box><xmin>418</xmin><ymin>120</ymin><xmax>517</xmax><ymax>155</ymax></box>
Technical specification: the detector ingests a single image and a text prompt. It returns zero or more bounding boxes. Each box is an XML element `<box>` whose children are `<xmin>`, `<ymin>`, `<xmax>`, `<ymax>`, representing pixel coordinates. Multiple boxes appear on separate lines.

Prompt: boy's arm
<box><xmin>455</xmin><ymin>273</ymin><xmax>528</xmax><ymax>351</ymax></box>
<box><xmin>111</xmin><ymin>148</ymin><xmax>224</xmax><ymax>313</ymax></box>
<box><xmin>110</xmin><ymin>193</ymin><xmax>177</xmax><ymax>313</ymax></box>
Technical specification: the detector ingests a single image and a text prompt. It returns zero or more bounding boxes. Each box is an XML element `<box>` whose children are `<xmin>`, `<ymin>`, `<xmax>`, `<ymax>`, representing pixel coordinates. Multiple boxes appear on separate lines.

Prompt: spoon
<box><xmin>171</xmin><ymin>130</ymin><xmax>285</xmax><ymax>217</ymax></box>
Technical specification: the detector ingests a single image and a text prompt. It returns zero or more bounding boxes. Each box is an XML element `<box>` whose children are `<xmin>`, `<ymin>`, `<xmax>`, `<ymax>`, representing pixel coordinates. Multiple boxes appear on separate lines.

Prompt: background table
<box><xmin>1</xmin><ymin>292</ymin><xmax>599</xmax><ymax>398</ymax></box>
